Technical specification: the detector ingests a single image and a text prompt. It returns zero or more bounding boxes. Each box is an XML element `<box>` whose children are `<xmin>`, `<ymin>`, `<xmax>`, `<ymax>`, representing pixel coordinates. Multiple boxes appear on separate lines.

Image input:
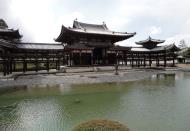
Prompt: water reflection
<box><xmin>0</xmin><ymin>72</ymin><xmax>190</xmax><ymax>131</ymax></box>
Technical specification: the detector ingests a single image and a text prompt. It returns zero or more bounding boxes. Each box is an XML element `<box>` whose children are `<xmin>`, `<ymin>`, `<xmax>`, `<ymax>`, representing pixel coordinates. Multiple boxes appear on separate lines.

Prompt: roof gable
<box><xmin>73</xmin><ymin>20</ymin><xmax>109</xmax><ymax>32</ymax></box>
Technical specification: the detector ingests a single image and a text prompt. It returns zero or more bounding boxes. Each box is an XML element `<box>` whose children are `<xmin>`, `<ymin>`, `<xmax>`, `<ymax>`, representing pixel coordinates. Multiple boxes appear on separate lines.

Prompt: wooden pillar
<box><xmin>46</xmin><ymin>53</ymin><xmax>49</xmax><ymax>72</ymax></box>
<box><xmin>55</xmin><ymin>60</ymin><xmax>57</xmax><ymax>70</ymax></box>
<box><xmin>149</xmin><ymin>53</ymin><xmax>151</xmax><ymax>67</ymax></box>
<box><xmin>57</xmin><ymin>53</ymin><xmax>60</xmax><ymax>70</ymax></box>
<box><xmin>35</xmin><ymin>59</ymin><xmax>39</xmax><ymax>72</ymax></box>
<box><xmin>157</xmin><ymin>53</ymin><xmax>160</xmax><ymax>67</ymax></box>
<box><xmin>132</xmin><ymin>53</ymin><xmax>134</xmax><ymax>67</ymax></box>
<box><xmin>69</xmin><ymin>52</ymin><xmax>73</xmax><ymax>66</ymax></box>
<box><xmin>55</xmin><ymin>53</ymin><xmax>57</xmax><ymax>70</ymax></box>
<box><xmin>47</xmin><ymin>58</ymin><xmax>49</xmax><ymax>72</ymax></box>
<box><xmin>23</xmin><ymin>57</ymin><xmax>26</xmax><ymax>73</ymax></box>
<box><xmin>144</xmin><ymin>54</ymin><xmax>146</xmax><ymax>67</ymax></box>
<box><xmin>6</xmin><ymin>58</ymin><xmax>10</xmax><ymax>75</ymax></box>
<box><xmin>66</xmin><ymin>53</ymin><xmax>68</xmax><ymax>65</ymax></box>
<box><xmin>164</xmin><ymin>51</ymin><xmax>166</xmax><ymax>67</ymax></box>
<box><xmin>69</xmin><ymin>52</ymin><xmax>72</xmax><ymax>66</ymax></box>
<box><xmin>91</xmin><ymin>51</ymin><xmax>93</xmax><ymax>65</ymax></box>
<box><xmin>3</xmin><ymin>59</ymin><xmax>6</xmax><ymax>76</ymax></box>
<box><xmin>9</xmin><ymin>58</ymin><xmax>12</xmax><ymax>74</ymax></box>
<box><xmin>115</xmin><ymin>51</ymin><xmax>118</xmax><ymax>65</ymax></box>
<box><xmin>125</xmin><ymin>53</ymin><xmax>128</xmax><ymax>66</ymax></box>
<box><xmin>35</xmin><ymin>54</ymin><xmax>38</xmax><ymax>72</ymax></box>
<box><xmin>58</xmin><ymin>58</ymin><xmax>61</xmax><ymax>70</ymax></box>
<box><xmin>138</xmin><ymin>53</ymin><xmax>140</xmax><ymax>67</ymax></box>
<box><xmin>13</xmin><ymin>60</ymin><xmax>16</xmax><ymax>72</ymax></box>
<box><xmin>79</xmin><ymin>50</ymin><xmax>82</xmax><ymax>65</ymax></box>
<box><xmin>172</xmin><ymin>53</ymin><xmax>175</xmax><ymax>66</ymax></box>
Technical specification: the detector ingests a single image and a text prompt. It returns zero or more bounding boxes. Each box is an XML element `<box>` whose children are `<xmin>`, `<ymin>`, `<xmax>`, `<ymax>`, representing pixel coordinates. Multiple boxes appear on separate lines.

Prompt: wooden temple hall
<box><xmin>0</xmin><ymin>19</ymin><xmax>180</xmax><ymax>75</ymax></box>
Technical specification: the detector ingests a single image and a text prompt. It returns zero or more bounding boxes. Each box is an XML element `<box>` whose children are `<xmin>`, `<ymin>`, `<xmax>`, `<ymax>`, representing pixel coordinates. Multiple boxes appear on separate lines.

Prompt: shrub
<box><xmin>72</xmin><ymin>119</ymin><xmax>130</xmax><ymax>131</ymax></box>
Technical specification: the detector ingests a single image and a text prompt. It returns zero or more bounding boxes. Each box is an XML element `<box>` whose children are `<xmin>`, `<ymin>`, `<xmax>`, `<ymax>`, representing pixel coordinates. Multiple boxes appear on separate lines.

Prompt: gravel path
<box><xmin>0</xmin><ymin>69</ymin><xmax>163</xmax><ymax>88</ymax></box>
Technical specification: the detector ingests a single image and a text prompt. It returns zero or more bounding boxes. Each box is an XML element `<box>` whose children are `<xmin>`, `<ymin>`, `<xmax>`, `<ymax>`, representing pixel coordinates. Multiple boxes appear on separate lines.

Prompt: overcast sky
<box><xmin>0</xmin><ymin>0</ymin><xmax>190</xmax><ymax>46</ymax></box>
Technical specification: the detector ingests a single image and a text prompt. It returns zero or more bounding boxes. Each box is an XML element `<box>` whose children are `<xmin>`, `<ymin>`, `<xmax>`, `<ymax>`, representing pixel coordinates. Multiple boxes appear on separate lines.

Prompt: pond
<box><xmin>0</xmin><ymin>72</ymin><xmax>190</xmax><ymax>131</ymax></box>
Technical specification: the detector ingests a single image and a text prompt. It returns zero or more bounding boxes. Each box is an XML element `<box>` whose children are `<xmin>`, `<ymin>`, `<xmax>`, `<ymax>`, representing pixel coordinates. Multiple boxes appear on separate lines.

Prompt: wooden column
<box><xmin>55</xmin><ymin>53</ymin><xmax>58</xmax><ymax>70</ymax></box>
<box><xmin>125</xmin><ymin>53</ymin><xmax>128</xmax><ymax>66</ymax></box>
<box><xmin>115</xmin><ymin>51</ymin><xmax>118</xmax><ymax>65</ymax></box>
<box><xmin>57</xmin><ymin>53</ymin><xmax>60</xmax><ymax>70</ymax></box>
<box><xmin>23</xmin><ymin>57</ymin><xmax>26</xmax><ymax>73</ymax></box>
<box><xmin>131</xmin><ymin>53</ymin><xmax>134</xmax><ymax>67</ymax></box>
<box><xmin>91</xmin><ymin>51</ymin><xmax>93</xmax><ymax>65</ymax></box>
<box><xmin>157</xmin><ymin>53</ymin><xmax>160</xmax><ymax>67</ymax></box>
<box><xmin>66</xmin><ymin>53</ymin><xmax>68</xmax><ymax>65</ymax></box>
<box><xmin>13</xmin><ymin>60</ymin><xmax>16</xmax><ymax>72</ymax></box>
<box><xmin>144</xmin><ymin>54</ymin><xmax>146</xmax><ymax>67</ymax></box>
<box><xmin>35</xmin><ymin>52</ymin><xmax>38</xmax><ymax>72</ymax></box>
<box><xmin>10</xmin><ymin>58</ymin><xmax>12</xmax><ymax>74</ymax></box>
<box><xmin>6</xmin><ymin>57</ymin><xmax>10</xmax><ymax>75</ymax></box>
<box><xmin>172</xmin><ymin>52</ymin><xmax>175</xmax><ymax>66</ymax></box>
<box><xmin>3</xmin><ymin>59</ymin><xmax>6</xmax><ymax>76</ymax></box>
<box><xmin>164</xmin><ymin>50</ymin><xmax>166</xmax><ymax>67</ymax></box>
<box><xmin>69</xmin><ymin>52</ymin><xmax>72</xmax><ymax>66</ymax></box>
<box><xmin>79</xmin><ymin>50</ymin><xmax>82</xmax><ymax>65</ymax></box>
<box><xmin>138</xmin><ymin>53</ymin><xmax>140</xmax><ymax>67</ymax></box>
<box><xmin>149</xmin><ymin>53</ymin><xmax>151</xmax><ymax>67</ymax></box>
<box><xmin>46</xmin><ymin>53</ymin><xmax>49</xmax><ymax>72</ymax></box>
<box><xmin>69</xmin><ymin>52</ymin><xmax>73</xmax><ymax>66</ymax></box>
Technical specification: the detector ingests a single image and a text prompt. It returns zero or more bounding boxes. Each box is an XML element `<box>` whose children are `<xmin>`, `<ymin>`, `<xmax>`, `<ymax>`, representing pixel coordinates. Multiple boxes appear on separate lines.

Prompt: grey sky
<box><xmin>0</xmin><ymin>0</ymin><xmax>190</xmax><ymax>46</ymax></box>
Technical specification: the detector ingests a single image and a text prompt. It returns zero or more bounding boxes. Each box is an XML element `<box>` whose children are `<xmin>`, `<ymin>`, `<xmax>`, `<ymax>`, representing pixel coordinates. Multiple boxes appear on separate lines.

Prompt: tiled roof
<box><xmin>70</xmin><ymin>20</ymin><xmax>136</xmax><ymax>36</ymax></box>
<box><xmin>151</xmin><ymin>44</ymin><xmax>180</xmax><ymax>51</ymax></box>
<box><xmin>136</xmin><ymin>36</ymin><xmax>165</xmax><ymax>45</ymax></box>
<box><xmin>55</xmin><ymin>20</ymin><xmax>136</xmax><ymax>42</ymax></box>
<box><xmin>0</xmin><ymin>39</ymin><xmax>16</xmax><ymax>48</ymax></box>
<box><xmin>16</xmin><ymin>43</ymin><xmax>64</xmax><ymax>50</ymax></box>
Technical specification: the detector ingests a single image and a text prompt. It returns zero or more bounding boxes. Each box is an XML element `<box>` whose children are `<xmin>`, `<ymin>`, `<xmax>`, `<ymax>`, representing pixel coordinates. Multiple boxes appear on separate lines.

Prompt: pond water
<box><xmin>0</xmin><ymin>72</ymin><xmax>190</xmax><ymax>131</ymax></box>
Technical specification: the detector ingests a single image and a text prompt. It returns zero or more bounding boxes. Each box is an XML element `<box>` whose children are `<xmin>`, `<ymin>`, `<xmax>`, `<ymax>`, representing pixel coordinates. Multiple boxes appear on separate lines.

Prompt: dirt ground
<box><xmin>176</xmin><ymin>64</ymin><xmax>190</xmax><ymax>68</ymax></box>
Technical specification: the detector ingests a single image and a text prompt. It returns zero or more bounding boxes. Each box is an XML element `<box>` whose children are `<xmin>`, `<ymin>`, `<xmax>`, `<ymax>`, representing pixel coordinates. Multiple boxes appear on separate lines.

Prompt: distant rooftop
<box><xmin>0</xmin><ymin>19</ymin><xmax>22</xmax><ymax>39</ymax></box>
<box><xmin>0</xmin><ymin>19</ymin><xmax>8</xmax><ymax>29</ymax></box>
<box><xmin>135</xmin><ymin>37</ymin><xmax>165</xmax><ymax>49</ymax></box>
<box><xmin>136</xmin><ymin>36</ymin><xmax>165</xmax><ymax>45</ymax></box>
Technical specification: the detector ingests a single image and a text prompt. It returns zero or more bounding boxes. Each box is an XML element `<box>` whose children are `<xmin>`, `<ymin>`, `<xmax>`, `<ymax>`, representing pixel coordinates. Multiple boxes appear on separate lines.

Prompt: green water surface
<box><xmin>0</xmin><ymin>72</ymin><xmax>190</xmax><ymax>131</ymax></box>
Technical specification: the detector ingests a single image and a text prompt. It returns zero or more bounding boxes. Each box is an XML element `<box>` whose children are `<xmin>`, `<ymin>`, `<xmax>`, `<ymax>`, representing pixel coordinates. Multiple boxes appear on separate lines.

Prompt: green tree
<box><xmin>178</xmin><ymin>39</ymin><xmax>188</xmax><ymax>49</ymax></box>
<box><xmin>185</xmin><ymin>48</ymin><xmax>190</xmax><ymax>58</ymax></box>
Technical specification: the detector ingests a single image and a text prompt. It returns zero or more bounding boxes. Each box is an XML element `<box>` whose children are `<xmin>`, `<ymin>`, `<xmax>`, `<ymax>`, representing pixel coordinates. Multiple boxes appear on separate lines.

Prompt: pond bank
<box><xmin>0</xmin><ymin>67</ymin><xmax>176</xmax><ymax>88</ymax></box>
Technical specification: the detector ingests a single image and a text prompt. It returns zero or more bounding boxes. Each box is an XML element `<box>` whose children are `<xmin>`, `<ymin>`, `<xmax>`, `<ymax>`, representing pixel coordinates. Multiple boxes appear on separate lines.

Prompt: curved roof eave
<box><xmin>55</xmin><ymin>25</ymin><xmax>136</xmax><ymax>42</ymax></box>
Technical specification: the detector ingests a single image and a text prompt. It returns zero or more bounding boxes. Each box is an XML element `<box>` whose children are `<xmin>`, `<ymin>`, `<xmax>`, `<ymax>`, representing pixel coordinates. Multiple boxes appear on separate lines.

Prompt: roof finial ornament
<box><xmin>149</xmin><ymin>36</ymin><xmax>151</xmax><ymax>40</ymax></box>
<box><xmin>103</xmin><ymin>21</ymin><xmax>105</xmax><ymax>25</ymax></box>
<box><xmin>75</xmin><ymin>18</ymin><xmax>78</xmax><ymax>21</ymax></box>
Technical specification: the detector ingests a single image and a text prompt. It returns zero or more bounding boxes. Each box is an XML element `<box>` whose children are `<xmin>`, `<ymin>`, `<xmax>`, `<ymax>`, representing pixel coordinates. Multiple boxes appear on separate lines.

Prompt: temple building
<box><xmin>0</xmin><ymin>19</ymin><xmax>64</xmax><ymax>76</ymax></box>
<box><xmin>130</xmin><ymin>37</ymin><xmax>180</xmax><ymax>67</ymax></box>
<box><xmin>0</xmin><ymin>19</ymin><xmax>180</xmax><ymax>76</ymax></box>
<box><xmin>55</xmin><ymin>20</ymin><xmax>136</xmax><ymax>65</ymax></box>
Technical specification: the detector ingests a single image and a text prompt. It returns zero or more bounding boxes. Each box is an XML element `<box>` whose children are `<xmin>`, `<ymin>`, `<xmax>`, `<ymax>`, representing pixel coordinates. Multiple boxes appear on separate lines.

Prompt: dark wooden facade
<box><xmin>55</xmin><ymin>20</ymin><xmax>136</xmax><ymax>66</ymax></box>
<box><xmin>0</xmin><ymin>19</ymin><xmax>180</xmax><ymax>76</ymax></box>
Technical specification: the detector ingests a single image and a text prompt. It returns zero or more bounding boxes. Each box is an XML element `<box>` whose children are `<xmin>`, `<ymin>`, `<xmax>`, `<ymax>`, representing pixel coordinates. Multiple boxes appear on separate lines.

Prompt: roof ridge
<box><xmin>19</xmin><ymin>42</ymin><xmax>63</xmax><ymax>45</ymax></box>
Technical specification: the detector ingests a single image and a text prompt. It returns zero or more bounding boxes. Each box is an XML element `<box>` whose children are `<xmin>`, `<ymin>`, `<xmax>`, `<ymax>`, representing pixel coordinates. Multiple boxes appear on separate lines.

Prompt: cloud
<box><xmin>165</xmin><ymin>34</ymin><xmax>190</xmax><ymax>46</ymax></box>
<box><xmin>145</xmin><ymin>26</ymin><xmax>162</xmax><ymax>36</ymax></box>
<box><xmin>0</xmin><ymin>0</ymin><xmax>190</xmax><ymax>45</ymax></box>
<box><xmin>10</xmin><ymin>0</ymin><xmax>57</xmax><ymax>42</ymax></box>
